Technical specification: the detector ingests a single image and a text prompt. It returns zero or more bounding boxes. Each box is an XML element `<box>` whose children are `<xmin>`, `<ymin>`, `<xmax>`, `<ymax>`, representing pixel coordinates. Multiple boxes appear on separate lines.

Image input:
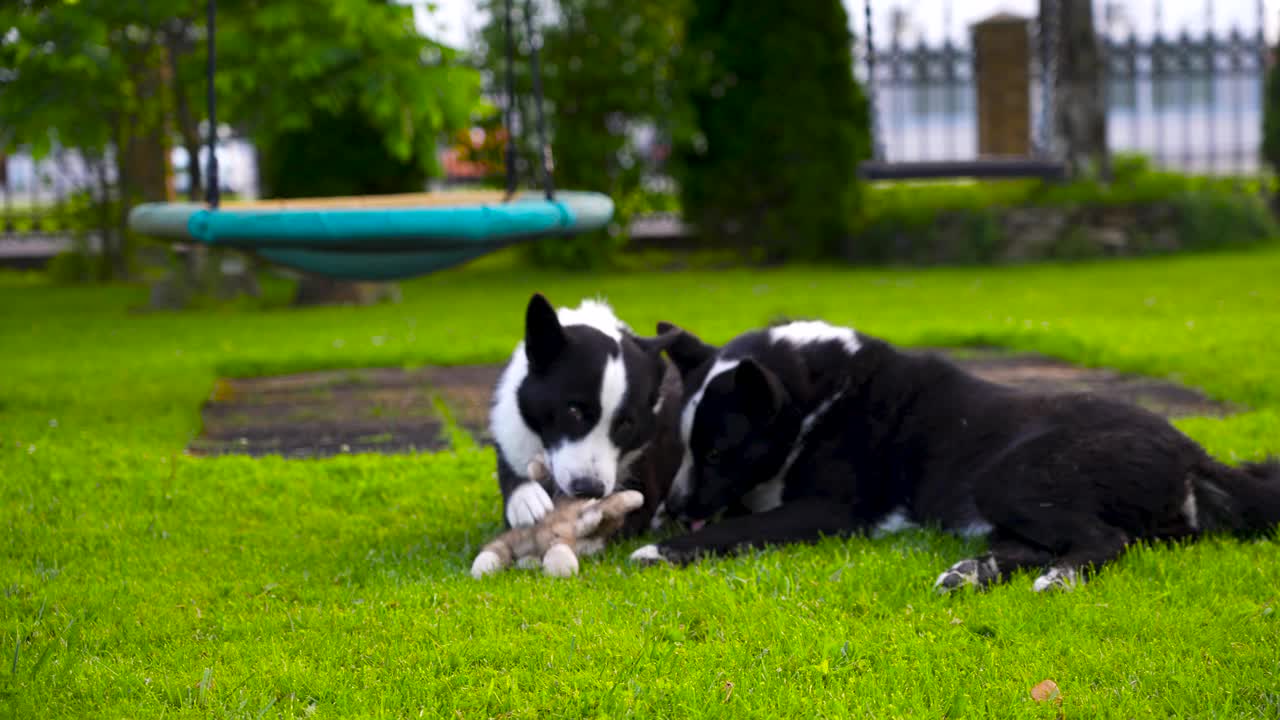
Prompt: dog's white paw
<box><xmin>470</xmin><ymin>550</ymin><xmax>503</xmax><ymax>579</ymax></box>
<box><xmin>506</xmin><ymin>482</ymin><xmax>553</xmax><ymax>527</ymax></box>
<box><xmin>543</xmin><ymin>543</ymin><xmax>579</xmax><ymax>577</ymax></box>
<box><xmin>933</xmin><ymin>556</ymin><xmax>999</xmax><ymax>593</ymax></box>
<box><xmin>934</xmin><ymin>559</ymin><xmax>980</xmax><ymax>592</ymax></box>
<box><xmin>1032</xmin><ymin>566</ymin><xmax>1079</xmax><ymax>593</ymax></box>
<box><xmin>629</xmin><ymin>544</ymin><xmax>669</xmax><ymax>565</ymax></box>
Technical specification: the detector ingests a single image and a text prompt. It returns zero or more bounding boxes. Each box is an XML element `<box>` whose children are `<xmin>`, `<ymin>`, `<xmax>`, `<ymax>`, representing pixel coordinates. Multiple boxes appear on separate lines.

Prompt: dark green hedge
<box><xmin>673</xmin><ymin>0</ymin><xmax>871</xmax><ymax>263</ymax></box>
<box><xmin>848</xmin><ymin>158</ymin><xmax>1278</xmax><ymax>265</ymax></box>
<box><xmin>256</xmin><ymin>104</ymin><xmax>426</xmax><ymax>200</ymax></box>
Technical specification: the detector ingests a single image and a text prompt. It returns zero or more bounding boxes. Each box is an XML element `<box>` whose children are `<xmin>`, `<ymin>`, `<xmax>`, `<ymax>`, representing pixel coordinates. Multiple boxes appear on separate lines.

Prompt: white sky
<box><xmin>412</xmin><ymin>0</ymin><xmax>1280</xmax><ymax>50</ymax></box>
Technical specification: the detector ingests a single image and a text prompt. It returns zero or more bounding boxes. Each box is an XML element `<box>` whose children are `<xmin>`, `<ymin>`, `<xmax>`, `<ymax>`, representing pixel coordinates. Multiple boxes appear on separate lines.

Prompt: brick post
<box><xmin>972</xmin><ymin>13</ymin><xmax>1032</xmax><ymax>158</ymax></box>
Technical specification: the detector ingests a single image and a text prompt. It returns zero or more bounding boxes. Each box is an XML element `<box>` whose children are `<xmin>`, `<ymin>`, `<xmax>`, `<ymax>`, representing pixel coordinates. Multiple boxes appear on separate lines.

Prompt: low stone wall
<box><xmin>845</xmin><ymin>196</ymin><xmax>1277</xmax><ymax>266</ymax></box>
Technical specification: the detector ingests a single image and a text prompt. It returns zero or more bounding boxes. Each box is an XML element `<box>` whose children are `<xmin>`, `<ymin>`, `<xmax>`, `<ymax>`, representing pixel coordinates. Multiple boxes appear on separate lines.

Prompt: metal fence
<box><xmin>860</xmin><ymin>29</ymin><xmax>1272</xmax><ymax>175</ymax></box>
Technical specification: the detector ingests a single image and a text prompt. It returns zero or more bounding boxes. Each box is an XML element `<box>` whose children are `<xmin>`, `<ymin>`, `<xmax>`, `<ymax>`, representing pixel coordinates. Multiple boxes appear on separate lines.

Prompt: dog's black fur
<box><xmin>635</xmin><ymin>320</ymin><xmax>1280</xmax><ymax>591</ymax></box>
<box><xmin>490</xmin><ymin>294</ymin><xmax>685</xmax><ymax>537</ymax></box>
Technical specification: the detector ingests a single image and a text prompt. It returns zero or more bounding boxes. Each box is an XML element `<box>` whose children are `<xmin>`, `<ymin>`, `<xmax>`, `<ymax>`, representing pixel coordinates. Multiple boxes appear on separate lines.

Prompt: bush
<box><xmin>673</xmin><ymin>0</ymin><xmax>871</xmax><ymax>263</ymax></box>
<box><xmin>848</xmin><ymin>162</ymin><xmax>1279</xmax><ymax>266</ymax></box>
<box><xmin>256</xmin><ymin>104</ymin><xmax>427</xmax><ymax>199</ymax></box>
<box><xmin>45</xmin><ymin>249</ymin><xmax>104</xmax><ymax>284</ymax></box>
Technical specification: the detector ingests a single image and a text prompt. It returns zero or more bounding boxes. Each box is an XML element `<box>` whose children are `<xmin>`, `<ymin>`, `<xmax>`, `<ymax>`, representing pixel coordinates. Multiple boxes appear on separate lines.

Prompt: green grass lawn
<box><xmin>2</xmin><ymin>248</ymin><xmax>1279</xmax><ymax>718</ymax></box>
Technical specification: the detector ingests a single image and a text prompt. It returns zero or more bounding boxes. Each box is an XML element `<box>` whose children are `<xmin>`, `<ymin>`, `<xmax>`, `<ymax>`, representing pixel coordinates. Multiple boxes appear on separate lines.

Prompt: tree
<box><xmin>673</xmin><ymin>0</ymin><xmax>870</xmax><ymax>263</ymax></box>
<box><xmin>256</xmin><ymin>105</ymin><xmax>429</xmax><ymax>199</ymax></box>
<box><xmin>477</xmin><ymin>0</ymin><xmax>685</xmax><ymax>269</ymax></box>
<box><xmin>1040</xmin><ymin>0</ymin><xmax>1109</xmax><ymax>180</ymax></box>
<box><xmin>1261</xmin><ymin>53</ymin><xmax>1280</xmax><ymax>186</ymax></box>
<box><xmin>0</xmin><ymin>0</ymin><xmax>191</xmax><ymax>280</ymax></box>
<box><xmin>213</xmin><ymin>0</ymin><xmax>481</xmax><ymax>184</ymax></box>
<box><xmin>0</xmin><ymin>0</ymin><xmax>483</xmax><ymax>283</ymax></box>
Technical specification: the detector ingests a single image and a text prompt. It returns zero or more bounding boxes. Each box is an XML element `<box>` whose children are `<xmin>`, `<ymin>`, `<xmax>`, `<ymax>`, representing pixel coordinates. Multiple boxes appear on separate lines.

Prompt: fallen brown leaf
<box><xmin>1030</xmin><ymin>678</ymin><xmax>1062</xmax><ymax>704</ymax></box>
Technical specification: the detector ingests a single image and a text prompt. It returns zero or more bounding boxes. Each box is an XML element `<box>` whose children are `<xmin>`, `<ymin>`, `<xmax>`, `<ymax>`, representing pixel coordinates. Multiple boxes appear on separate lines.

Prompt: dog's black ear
<box><xmin>732</xmin><ymin>359</ymin><xmax>785</xmax><ymax>418</ymax></box>
<box><xmin>631</xmin><ymin>326</ymin><xmax>683</xmax><ymax>357</ymax></box>
<box><xmin>524</xmin><ymin>293</ymin><xmax>565</xmax><ymax>372</ymax></box>
<box><xmin>657</xmin><ymin>322</ymin><xmax>717</xmax><ymax>379</ymax></box>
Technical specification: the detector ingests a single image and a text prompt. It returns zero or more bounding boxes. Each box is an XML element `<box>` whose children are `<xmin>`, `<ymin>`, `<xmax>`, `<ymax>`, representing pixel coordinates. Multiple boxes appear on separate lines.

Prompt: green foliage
<box><xmin>257</xmin><ymin>104</ymin><xmax>427</xmax><ymax>198</ymax></box>
<box><xmin>0</xmin><ymin>0</ymin><xmax>190</xmax><ymax>279</ymax></box>
<box><xmin>2</xmin><ymin>193</ymin><xmax>96</xmax><ymax>235</ymax></box>
<box><xmin>215</xmin><ymin>0</ymin><xmax>483</xmax><ymax>179</ymax></box>
<box><xmin>1170</xmin><ymin>187</ymin><xmax>1279</xmax><ymax>251</ymax></box>
<box><xmin>0</xmin><ymin>0</ymin><xmax>179</xmax><ymax>156</ymax></box>
<box><xmin>673</xmin><ymin>0</ymin><xmax>871</xmax><ymax>262</ymax></box>
<box><xmin>43</xmin><ymin>250</ymin><xmax>105</xmax><ymax>285</ymax></box>
<box><xmin>3</xmin><ymin>250</ymin><xmax>1280</xmax><ymax>716</ymax></box>
<box><xmin>477</xmin><ymin>0</ymin><xmax>685</xmax><ymax>270</ymax></box>
<box><xmin>851</xmin><ymin>162</ymin><xmax>1279</xmax><ymax>265</ymax></box>
<box><xmin>0</xmin><ymin>0</ymin><xmax>484</xmax><ymax>283</ymax></box>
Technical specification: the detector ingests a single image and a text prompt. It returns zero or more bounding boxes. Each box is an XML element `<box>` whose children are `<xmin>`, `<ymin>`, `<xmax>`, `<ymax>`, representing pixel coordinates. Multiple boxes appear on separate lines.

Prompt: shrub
<box><xmin>673</xmin><ymin>0</ymin><xmax>871</xmax><ymax>263</ymax></box>
<box><xmin>847</xmin><ymin>161</ymin><xmax>1278</xmax><ymax>266</ymax></box>
<box><xmin>45</xmin><ymin>249</ymin><xmax>103</xmax><ymax>284</ymax></box>
<box><xmin>256</xmin><ymin>104</ymin><xmax>427</xmax><ymax>199</ymax></box>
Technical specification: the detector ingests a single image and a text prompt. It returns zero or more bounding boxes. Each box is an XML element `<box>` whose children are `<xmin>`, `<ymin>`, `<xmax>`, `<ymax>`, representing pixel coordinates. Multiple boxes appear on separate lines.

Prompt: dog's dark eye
<box><xmin>567</xmin><ymin>402</ymin><xmax>587</xmax><ymax>424</ymax></box>
<box><xmin>704</xmin><ymin>448</ymin><xmax>722</xmax><ymax>463</ymax></box>
<box><xmin>615</xmin><ymin>414</ymin><xmax>634</xmax><ymax>434</ymax></box>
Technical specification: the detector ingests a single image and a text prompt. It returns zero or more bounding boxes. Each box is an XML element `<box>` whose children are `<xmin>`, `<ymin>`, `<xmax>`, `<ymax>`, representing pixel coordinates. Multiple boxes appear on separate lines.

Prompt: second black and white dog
<box><xmin>631</xmin><ymin>319</ymin><xmax>1280</xmax><ymax>592</ymax></box>
<box><xmin>490</xmin><ymin>293</ymin><xmax>685</xmax><ymax>537</ymax></box>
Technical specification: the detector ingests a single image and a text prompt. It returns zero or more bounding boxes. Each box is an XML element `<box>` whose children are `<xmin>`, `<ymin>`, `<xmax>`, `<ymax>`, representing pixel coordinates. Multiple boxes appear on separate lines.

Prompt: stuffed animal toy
<box><xmin>470</xmin><ymin>458</ymin><xmax>645</xmax><ymax>578</ymax></box>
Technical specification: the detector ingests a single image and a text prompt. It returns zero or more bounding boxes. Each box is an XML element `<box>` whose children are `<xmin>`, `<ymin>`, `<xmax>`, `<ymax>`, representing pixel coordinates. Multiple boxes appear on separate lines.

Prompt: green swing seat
<box><xmin>128</xmin><ymin>189</ymin><xmax>614</xmax><ymax>281</ymax></box>
<box><xmin>128</xmin><ymin>0</ymin><xmax>604</xmax><ymax>282</ymax></box>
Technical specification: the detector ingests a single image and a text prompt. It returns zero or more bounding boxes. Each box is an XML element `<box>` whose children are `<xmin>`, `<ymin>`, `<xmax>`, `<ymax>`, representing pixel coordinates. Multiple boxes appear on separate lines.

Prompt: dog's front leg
<box><xmin>629</xmin><ymin>497</ymin><xmax>858</xmax><ymax>565</ymax></box>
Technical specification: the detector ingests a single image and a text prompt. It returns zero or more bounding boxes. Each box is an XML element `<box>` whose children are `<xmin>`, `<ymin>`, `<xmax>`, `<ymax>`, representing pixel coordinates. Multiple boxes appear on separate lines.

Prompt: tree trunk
<box><xmin>1042</xmin><ymin>0</ymin><xmax>1109</xmax><ymax>180</ymax></box>
<box><xmin>108</xmin><ymin>113</ymin><xmax>131</xmax><ymax>281</ymax></box>
<box><xmin>165</xmin><ymin>27</ymin><xmax>203</xmax><ymax>203</ymax></box>
<box><xmin>1</xmin><ymin>153</ymin><xmax>9</xmax><ymax>221</ymax></box>
<box><xmin>165</xmin><ymin>25</ymin><xmax>212</xmax><ymax>291</ymax></box>
<box><xmin>89</xmin><ymin>149</ymin><xmax>117</xmax><ymax>283</ymax></box>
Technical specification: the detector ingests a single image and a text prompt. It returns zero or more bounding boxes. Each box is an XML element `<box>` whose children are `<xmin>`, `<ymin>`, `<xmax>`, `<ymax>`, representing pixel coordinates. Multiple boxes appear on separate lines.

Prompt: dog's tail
<box><xmin>1193</xmin><ymin>457</ymin><xmax>1280</xmax><ymax>536</ymax></box>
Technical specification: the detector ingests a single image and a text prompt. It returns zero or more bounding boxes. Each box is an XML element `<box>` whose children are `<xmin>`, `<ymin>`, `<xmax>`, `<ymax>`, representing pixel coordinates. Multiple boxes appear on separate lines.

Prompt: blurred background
<box><xmin>4</xmin><ymin>0</ymin><xmax>1280</xmax><ymax>303</ymax></box>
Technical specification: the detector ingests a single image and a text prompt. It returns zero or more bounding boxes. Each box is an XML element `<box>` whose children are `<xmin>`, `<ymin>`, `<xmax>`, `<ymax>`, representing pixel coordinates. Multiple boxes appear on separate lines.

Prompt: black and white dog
<box><xmin>631</xmin><ymin>319</ymin><xmax>1280</xmax><ymax>592</ymax></box>
<box><xmin>489</xmin><ymin>293</ymin><xmax>685</xmax><ymax>537</ymax></box>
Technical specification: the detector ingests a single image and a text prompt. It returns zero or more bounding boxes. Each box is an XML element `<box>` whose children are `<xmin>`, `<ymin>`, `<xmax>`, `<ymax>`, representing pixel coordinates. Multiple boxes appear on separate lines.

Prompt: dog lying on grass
<box><xmin>631</xmin><ymin>319</ymin><xmax>1280</xmax><ymax>592</ymax></box>
<box><xmin>489</xmin><ymin>293</ymin><xmax>685</xmax><ymax>540</ymax></box>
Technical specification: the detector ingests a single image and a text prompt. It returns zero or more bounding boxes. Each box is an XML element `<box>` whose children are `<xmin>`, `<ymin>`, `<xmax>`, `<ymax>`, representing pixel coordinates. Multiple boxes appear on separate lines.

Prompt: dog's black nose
<box><xmin>569</xmin><ymin>477</ymin><xmax>605</xmax><ymax>498</ymax></box>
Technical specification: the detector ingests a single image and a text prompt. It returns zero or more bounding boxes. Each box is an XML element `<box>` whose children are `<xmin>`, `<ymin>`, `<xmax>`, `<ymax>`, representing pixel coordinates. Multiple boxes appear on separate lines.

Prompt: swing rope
<box><xmin>206</xmin><ymin>0</ymin><xmax>220</xmax><ymax>209</ymax></box>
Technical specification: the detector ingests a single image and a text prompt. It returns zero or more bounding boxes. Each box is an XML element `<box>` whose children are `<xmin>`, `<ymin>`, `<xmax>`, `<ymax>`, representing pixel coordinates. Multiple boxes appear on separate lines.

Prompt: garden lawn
<box><xmin>2</xmin><ymin>248</ymin><xmax>1279</xmax><ymax>719</ymax></box>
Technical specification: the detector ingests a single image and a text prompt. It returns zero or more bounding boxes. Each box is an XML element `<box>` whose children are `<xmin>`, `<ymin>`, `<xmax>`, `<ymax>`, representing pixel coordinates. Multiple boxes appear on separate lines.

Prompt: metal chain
<box><xmin>503</xmin><ymin>0</ymin><xmax>518</xmax><ymax>198</ymax></box>
<box><xmin>522</xmin><ymin>0</ymin><xmax>555</xmax><ymax>200</ymax></box>
<box><xmin>206</xmin><ymin>0</ymin><xmax>219</xmax><ymax>208</ymax></box>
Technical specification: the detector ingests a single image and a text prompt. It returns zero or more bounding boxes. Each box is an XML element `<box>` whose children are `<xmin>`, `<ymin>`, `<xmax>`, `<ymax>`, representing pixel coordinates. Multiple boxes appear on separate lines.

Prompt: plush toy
<box><xmin>470</xmin><ymin>459</ymin><xmax>645</xmax><ymax>578</ymax></box>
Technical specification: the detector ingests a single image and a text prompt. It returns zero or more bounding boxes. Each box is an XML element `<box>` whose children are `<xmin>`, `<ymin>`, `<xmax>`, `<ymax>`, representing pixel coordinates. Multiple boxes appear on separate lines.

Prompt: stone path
<box><xmin>189</xmin><ymin>348</ymin><xmax>1240</xmax><ymax>459</ymax></box>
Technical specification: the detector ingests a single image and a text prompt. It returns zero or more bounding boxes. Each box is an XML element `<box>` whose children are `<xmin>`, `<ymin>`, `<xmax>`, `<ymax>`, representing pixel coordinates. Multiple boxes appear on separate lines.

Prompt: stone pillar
<box><xmin>972</xmin><ymin>14</ymin><xmax>1032</xmax><ymax>158</ymax></box>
